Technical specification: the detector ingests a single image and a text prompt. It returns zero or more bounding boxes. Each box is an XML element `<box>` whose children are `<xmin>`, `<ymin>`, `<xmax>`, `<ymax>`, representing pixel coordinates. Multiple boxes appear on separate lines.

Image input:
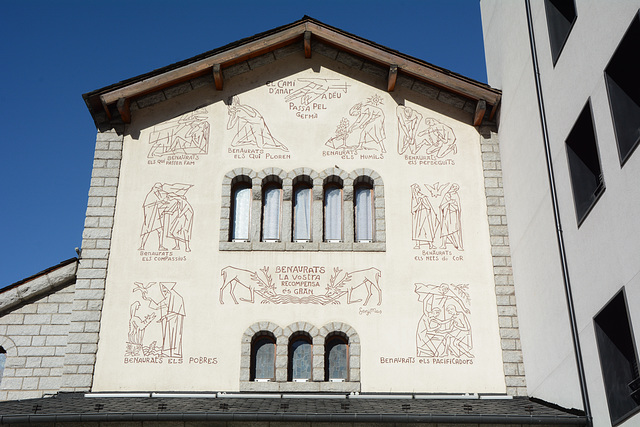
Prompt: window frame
<box><xmin>594</xmin><ymin>289</ymin><xmax>640</xmax><ymax>425</ymax></box>
<box><xmin>230</xmin><ymin>181</ymin><xmax>252</xmax><ymax>242</ymax></box>
<box><xmin>292</xmin><ymin>182</ymin><xmax>313</xmax><ymax>242</ymax></box>
<box><xmin>250</xmin><ymin>334</ymin><xmax>276</xmax><ymax>382</ymax></box>
<box><xmin>323</xmin><ymin>182</ymin><xmax>344</xmax><ymax>242</ymax></box>
<box><xmin>544</xmin><ymin>0</ymin><xmax>577</xmax><ymax>65</ymax></box>
<box><xmin>325</xmin><ymin>334</ymin><xmax>349</xmax><ymax>382</ymax></box>
<box><xmin>261</xmin><ymin>181</ymin><xmax>283</xmax><ymax>242</ymax></box>
<box><xmin>288</xmin><ymin>332</ymin><xmax>313</xmax><ymax>381</ymax></box>
<box><xmin>564</xmin><ymin>101</ymin><xmax>605</xmax><ymax>226</ymax></box>
<box><xmin>354</xmin><ymin>182</ymin><xmax>374</xmax><ymax>243</ymax></box>
<box><xmin>604</xmin><ymin>11</ymin><xmax>640</xmax><ymax>166</ymax></box>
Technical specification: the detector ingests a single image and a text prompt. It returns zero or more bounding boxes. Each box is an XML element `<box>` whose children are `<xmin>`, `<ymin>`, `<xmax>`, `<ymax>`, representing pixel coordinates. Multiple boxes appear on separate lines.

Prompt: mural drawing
<box><xmin>415</xmin><ymin>283</ymin><xmax>473</xmax><ymax>359</ymax></box>
<box><xmin>126</xmin><ymin>282</ymin><xmax>186</xmax><ymax>359</ymax></box>
<box><xmin>139</xmin><ymin>183</ymin><xmax>194</xmax><ymax>252</ymax></box>
<box><xmin>284</xmin><ymin>78</ymin><xmax>350</xmax><ymax>105</ymax></box>
<box><xmin>397</xmin><ymin>109</ymin><xmax>457</xmax><ymax>158</ymax></box>
<box><xmin>148</xmin><ymin>108</ymin><xmax>210</xmax><ymax>158</ymax></box>
<box><xmin>227</xmin><ymin>95</ymin><xmax>289</xmax><ymax>151</ymax></box>
<box><xmin>326</xmin><ymin>95</ymin><xmax>386</xmax><ymax>153</ymax></box>
<box><xmin>411</xmin><ymin>182</ymin><xmax>463</xmax><ymax>250</ymax></box>
<box><xmin>220</xmin><ymin>266</ymin><xmax>382</xmax><ymax>306</ymax></box>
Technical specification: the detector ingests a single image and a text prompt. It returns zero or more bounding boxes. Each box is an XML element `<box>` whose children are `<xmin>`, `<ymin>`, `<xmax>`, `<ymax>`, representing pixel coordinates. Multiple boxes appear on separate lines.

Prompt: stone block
<box><xmin>437</xmin><ymin>91</ymin><xmax>466</xmax><ymax>109</ymax></box>
<box><xmin>336</xmin><ymin>51</ymin><xmax>363</xmax><ymax>69</ymax></box>
<box><xmin>248</xmin><ymin>52</ymin><xmax>276</xmax><ymax>69</ymax></box>
<box><xmin>164</xmin><ymin>81</ymin><xmax>193</xmax><ymax>99</ymax></box>
<box><xmin>137</xmin><ymin>91</ymin><xmax>166</xmax><ymax>109</ymax></box>
<box><xmin>412</xmin><ymin>81</ymin><xmax>439</xmax><ymax>99</ymax></box>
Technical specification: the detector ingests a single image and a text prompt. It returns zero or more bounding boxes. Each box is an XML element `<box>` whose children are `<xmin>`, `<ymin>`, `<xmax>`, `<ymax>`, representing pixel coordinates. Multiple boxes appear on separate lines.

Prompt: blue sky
<box><xmin>0</xmin><ymin>0</ymin><xmax>488</xmax><ymax>287</ymax></box>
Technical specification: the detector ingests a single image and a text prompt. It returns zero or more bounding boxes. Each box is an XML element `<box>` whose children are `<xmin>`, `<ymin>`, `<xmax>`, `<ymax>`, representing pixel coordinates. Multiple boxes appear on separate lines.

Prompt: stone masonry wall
<box><xmin>480</xmin><ymin>126</ymin><xmax>527</xmax><ymax>396</ymax></box>
<box><xmin>60</xmin><ymin>127</ymin><xmax>124</xmax><ymax>391</ymax></box>
<box><xmin>0</xmin><ymin>282</ymin><xmax>75</xmax><ymax>400</ymax></box>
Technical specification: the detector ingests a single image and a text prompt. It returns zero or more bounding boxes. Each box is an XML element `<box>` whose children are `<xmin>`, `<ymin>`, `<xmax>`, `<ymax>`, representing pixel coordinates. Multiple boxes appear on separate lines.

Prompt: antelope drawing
<box><xmin>220</xmin><ymin>266</ymin><xmax>258</xmax><ymax>304</ymax></box>
<box><xmin>342</xmin><ymin>268</ymin><xmax>382</xmax><ymax>306</ymax></box>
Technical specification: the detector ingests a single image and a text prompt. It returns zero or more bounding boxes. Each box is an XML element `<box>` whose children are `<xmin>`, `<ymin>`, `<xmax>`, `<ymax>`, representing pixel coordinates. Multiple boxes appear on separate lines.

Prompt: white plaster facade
<box><xmin>481</xmin><ymin>1</ymin><xmax>640</xmax><ymax>426</ymax></box>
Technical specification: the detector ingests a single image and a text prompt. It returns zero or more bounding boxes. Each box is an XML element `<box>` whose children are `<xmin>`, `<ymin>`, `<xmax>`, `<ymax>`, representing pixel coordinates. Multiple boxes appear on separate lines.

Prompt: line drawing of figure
<box><xmin>143</xmin><ymin>282</ymin><xmax>186</xmax><ymax>358</ymax></box>
<box><xmin>439</xmin><ymin>184</ymin><xmax>463</xmax><ymax>250</ymax></box>
<box><xmin>227</xmin><ymin>95</ymin><xmax>288</xmax><ymax>151</ymax></box>
<box><xmin>411</xmin><ymin>184</ymin><xmax>437</xmax><ymax>249</ymax></box>
<box><xmin>418</xmin><ymin>118</ymin><xmax>457</xmax><ymax>158</ymax></box>
<box><xmin>148</xmin><ymin>108</ymin><xmax>210</xmax><ymax>158</ymax></box>
<box><xmin>349</xmin><ymin>97</ymin><xmax>386</xmax><ymax>153</ymax></box>
<box><xmin>128</xmin><ymin>301</ymin><xmax>156</xmax><ymax>347</ymax></box>
<box><xmin>139</xmin><ymin>183</ymin><xmax>194</xmax><ymax>252</ymax></box>
<box><xmin>440</xmin><ymin>305</ymin><xmax>473</xmax><ymax>358</ymax></box>
<box><xmin>397</xmin><ymin>106</ymin><xmax>424</xmax><ymax>155</ymax></box>
<box><xmin>285</xmin><ymin>78</ymin><xmax>350</xmax><ymax>105</ymax></box>
<box><xmin>415</xmin><ymin>283</ymin><xmax>473</xmax><ymax>358</ymax></box>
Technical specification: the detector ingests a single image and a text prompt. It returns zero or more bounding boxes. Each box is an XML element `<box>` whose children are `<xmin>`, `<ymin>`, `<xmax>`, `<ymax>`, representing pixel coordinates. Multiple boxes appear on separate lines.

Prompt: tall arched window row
<box><xmin>231</xmin><ymin>179</ymin><xmax>252</xmax><ymax>242</ymax></box>
<box><xmin>293</xmin><ymin>182</ymin><xmax>312</xmax><ymax>242</ymax></box>
<box><xmin>262</xmin><ymin>182</ymin><xmax>283</xmax><ymax>241</ymax></box>
<box><xmin>288</xmin><ymin>333</ymin><xmax>313</xmax><ymax>381</ymax></box>
<box><xmin>324</xmin><ymin>183</ymin><xmax>343</xmax><ymax>242</ymax></box>
<box><xmin>250</xmin><ymin>333</ymin><xmax>276</xmax><ymax>381</ymax></box>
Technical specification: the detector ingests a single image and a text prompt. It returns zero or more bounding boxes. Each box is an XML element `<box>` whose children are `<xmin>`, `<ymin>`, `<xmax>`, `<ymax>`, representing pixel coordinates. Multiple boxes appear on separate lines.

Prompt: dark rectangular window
<box><xmin>544</xmin><ymin>0</ymin><xmax>577</xmax><ymax>64</ymax></box>
<box><xmin>605</xmin><ymin>11</ymin><xmax>640</xmax><ymax>165</ymax></box>
<box><xmin>594</xmin><ymin>290</ymin><xmax>640</xmax><ymax>425</ymax></box>
<box><xmin>565</xmin><ymin>102</ymin><xmax>605</xmax><ymax>224</ymax></box>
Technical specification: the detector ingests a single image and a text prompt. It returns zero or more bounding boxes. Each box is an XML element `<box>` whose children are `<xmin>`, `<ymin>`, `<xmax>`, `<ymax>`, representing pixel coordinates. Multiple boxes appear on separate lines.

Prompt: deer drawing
<box><xmin>344</xmin><ymin>267</ymin><xmax>382</xmax><ymax>306</ymax></box>
<box><xmin>220</xmin><ymin>266</ymin><xmax>257</xmax><ymax>304</ymax></box>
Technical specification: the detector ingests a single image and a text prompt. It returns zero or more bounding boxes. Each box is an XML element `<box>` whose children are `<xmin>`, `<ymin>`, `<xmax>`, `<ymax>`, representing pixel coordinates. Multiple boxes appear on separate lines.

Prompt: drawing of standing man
<box><xmin>144</xmin><ymin>282</ymin><xmax>186</xmax><ymax>358</ymax></box>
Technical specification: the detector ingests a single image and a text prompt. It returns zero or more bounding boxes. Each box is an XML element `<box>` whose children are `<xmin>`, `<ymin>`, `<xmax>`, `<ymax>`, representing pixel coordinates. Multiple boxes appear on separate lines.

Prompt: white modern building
<box><xmin>481</xmin><ymin>1</ymin><xmax>640</xmax><ymax>426</ymax></box>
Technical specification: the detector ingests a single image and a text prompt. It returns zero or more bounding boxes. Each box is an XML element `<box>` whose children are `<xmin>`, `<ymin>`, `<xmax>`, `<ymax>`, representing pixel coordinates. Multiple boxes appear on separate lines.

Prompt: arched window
<box><xmin>288</xmin><ymin>333</ymin><xmax>312</xmax><ymax>381</ymax></box>
<box><xmin>0</xmin><ymin>346</ymin><xmax>6</xmax><ymax>385</ymax></box>
<box><xmin>262</xmin><ymin>182</ymin><xmax>282</xmax><ymax>241</ymax></box>
<box><xmin>325</xmin><ymin>334</ymin><xmax>349</xmax><ymax>381</ymax></box>
<box><xmin>251</xmin><ymin>334</ymin><xmax>276</xmax><ymax>381</ymax></box>
<box><xmin>231</xmin><ymin>182</ymin><xmax>251</xmax><ymax>241</ymax></box>
<box><xmin>324</xmin><ymin>183</ymin><xmax>343</xmax><ymax>242</ymax></box>
<box><xmin>354</xmin><ymin>183</ymin><xmax>374</xmax><ymax>242</ymax></box>
<box><xmin>293</xmin><ymin>183</ymin><xmax>312</xmax><ymax>242</ymax></box>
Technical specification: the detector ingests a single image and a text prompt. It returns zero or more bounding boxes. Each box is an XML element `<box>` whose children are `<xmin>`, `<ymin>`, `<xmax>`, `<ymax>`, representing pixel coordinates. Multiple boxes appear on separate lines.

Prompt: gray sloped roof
<box><xmin>0</xmin><ymin>393</ymin><xmax>586</xmax><ymax>425</ymax></box>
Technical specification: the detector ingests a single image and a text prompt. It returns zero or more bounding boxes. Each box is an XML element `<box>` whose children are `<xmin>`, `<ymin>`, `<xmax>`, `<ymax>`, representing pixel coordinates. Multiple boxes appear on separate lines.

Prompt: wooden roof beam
<box><xmin>473</xmin><ymin>99</ymin><xmax>486</xmax><ymax>126</ymax></box>
<box><xmin>304</xmin><ymin>31</ymin><xmax>311</xmax><ymax>58</ymax></box>
<box><xmin>387</xmin><ymin>64</ymin><xmax>398</xmax><ymax>92</ymax></box>
<box><xmin>117</xmin><ymin>98</ymin><xmax>131</xmax><ymax>124</ymax></box>
<box><xmin>213</xmin><ymin>64</ymin><xmax>223</xmax><ymax>91</ymax></box>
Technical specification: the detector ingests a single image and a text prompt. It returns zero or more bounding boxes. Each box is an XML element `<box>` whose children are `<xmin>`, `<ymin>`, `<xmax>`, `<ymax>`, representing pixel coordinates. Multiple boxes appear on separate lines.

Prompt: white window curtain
<box><xmin>232</xmin><ymin>184</ymin><xmax>251</xmax><ymax>241</ymax></box>
<box><xmin>324</xmin><ymin>184</ymin><xmax>342</xmax><ymax>241</ymax></box>
<box><xmin>262</xmin><ymin>184</ymin><xmax>282</xmax><ymax>241</ymax></box>
<box><xmin>355</xmin><ymin>185</ymin><xmax>373</xmax><ymax>241</ymax></box>
<box><xmin>293</xmin><ymin>185</ymin><xmax>312</xmax><ymax>241</ymax></box>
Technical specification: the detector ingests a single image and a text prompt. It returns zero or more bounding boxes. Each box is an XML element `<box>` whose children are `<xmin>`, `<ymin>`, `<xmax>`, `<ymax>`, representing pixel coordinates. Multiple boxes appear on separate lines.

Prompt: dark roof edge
<box><xmin>0</xmin><ymin>411</ymin><xmax>587</xmax><ymax>425</ymax></box>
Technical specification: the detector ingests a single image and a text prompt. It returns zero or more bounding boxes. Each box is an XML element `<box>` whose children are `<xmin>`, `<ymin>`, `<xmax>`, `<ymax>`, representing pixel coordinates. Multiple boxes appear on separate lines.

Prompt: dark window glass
<box><xmin>544</xmin><ymin>0</ymin><xmax>577</xmax><ymax>64</ymax></box>
<box><xmin>565</xmin><ymin>102</ymin><xmax>604</xmax><ymax>224</ymax></box>
<box><xmin>594</xmin><ymin>291</ymin><xmax>640</xmax><ymax>424</ymax></box>
<box><xmin>289</xmin><ymin>334</ymin><xmax>312</xmax><ymax>380</ymax></box>
<box><xmin>325</xmin><ymin>335</ymin><xmax>348</xmax><ymax>381</ymax></box>
<box><xmin>605</xmin><ymin>13</ymin><xmax>640</xmax><ymax>164</ymax></box>
<box><xmin>251</xmin><ymin>335</ymin><xmax>275</xmax><ymax>381</ymax></box>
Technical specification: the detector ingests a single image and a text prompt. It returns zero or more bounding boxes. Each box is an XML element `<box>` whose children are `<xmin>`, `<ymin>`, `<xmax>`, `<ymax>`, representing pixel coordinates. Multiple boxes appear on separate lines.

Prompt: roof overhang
<box><xmin>83</xmin><ymin>17</ymin><xmax>500</xmax><ymax>130</ymax></box>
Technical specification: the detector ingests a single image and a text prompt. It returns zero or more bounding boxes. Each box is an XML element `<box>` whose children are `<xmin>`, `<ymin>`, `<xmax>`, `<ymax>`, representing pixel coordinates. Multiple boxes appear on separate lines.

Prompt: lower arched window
<box><xmin>288</xmin><ymin>333</ymin><xmax>312</xmax><ymax>381</ymax></box>
<box><xmin>251</xmin><ymin>334</ymin><xmax>276</xmax><ymax>381</ymax></box>
<box><xmin>325</xmin><ymin>334</ymin><xmax>349</xmax><ymax>381</ymax></box>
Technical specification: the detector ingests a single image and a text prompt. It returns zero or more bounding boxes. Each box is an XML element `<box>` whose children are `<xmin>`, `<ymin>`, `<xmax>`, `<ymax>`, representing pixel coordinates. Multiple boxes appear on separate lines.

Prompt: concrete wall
<box><xmin>481</xmin><ymin>0</ymin><xmax>640</xmax><ymax>424</ymax></box>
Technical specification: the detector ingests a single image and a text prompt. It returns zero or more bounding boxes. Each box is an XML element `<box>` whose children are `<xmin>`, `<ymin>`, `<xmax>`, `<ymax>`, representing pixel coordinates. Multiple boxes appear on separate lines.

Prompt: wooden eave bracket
<box><xmin>213</xmin><ymin>64</ymin><xmax>223</xmax><ymax>91</ymax></box>
<box><xmin>117</xmin><ymin>98</ymin><xmax>131</xmax><ymax>124</ymax></box>
<box><xmin>304</xmin><ymin>31</ymin><xmax>312</xmax><ymax>58</ymax></box>
<box><xmin>473</xmin><ymin>99</ymin><xmax>487</xmax><ymax>126</ymax></box>
<box><xmin>387</xmin><ymin>64</ymin><xmax>398</xmax><ymax>92</ymax></box>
